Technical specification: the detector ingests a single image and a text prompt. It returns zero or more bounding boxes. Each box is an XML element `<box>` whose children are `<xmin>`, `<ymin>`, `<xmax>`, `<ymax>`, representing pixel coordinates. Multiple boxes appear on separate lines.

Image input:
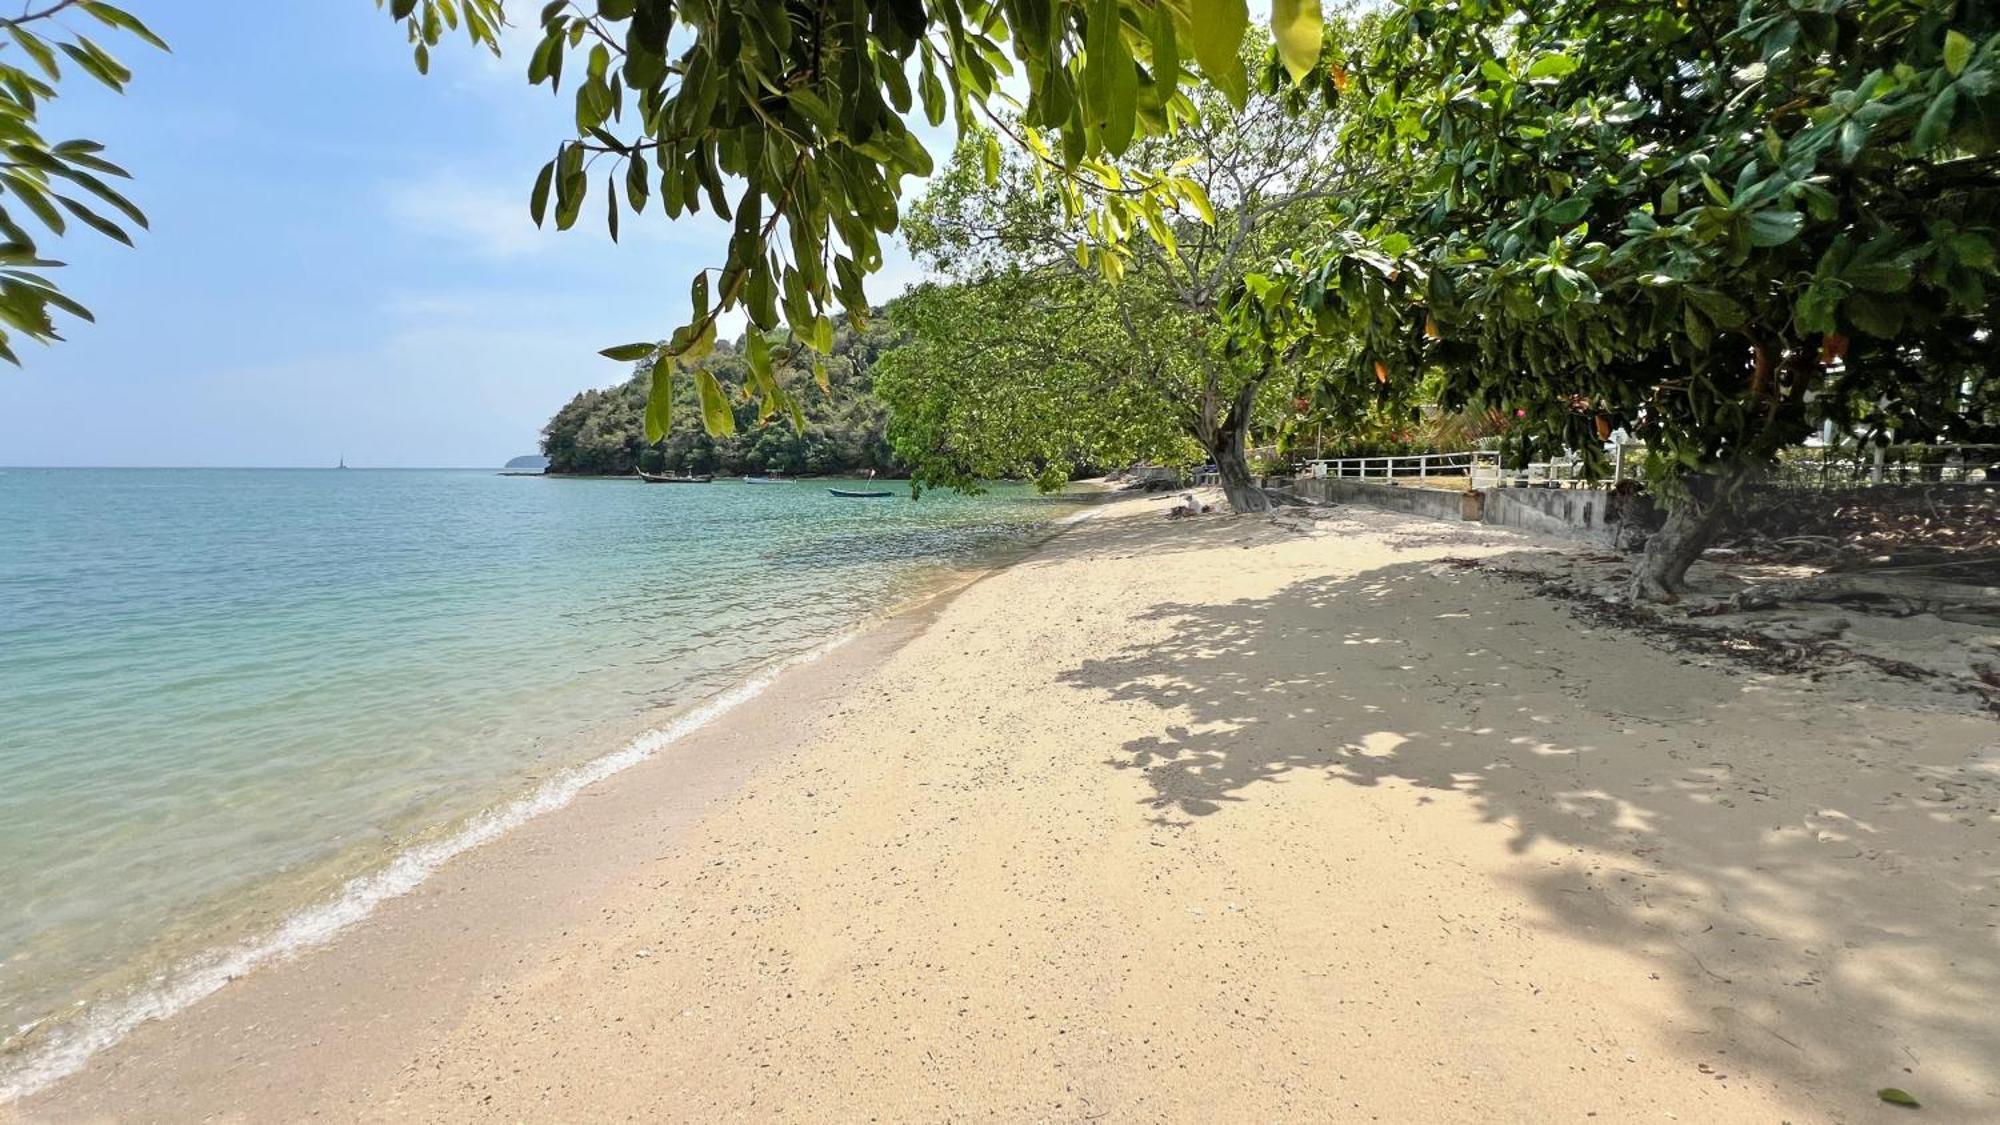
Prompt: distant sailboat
<box><xmin>337</xmin><ymin>453</ymin><xmax>348</xmax><ymax>470</ymax></box>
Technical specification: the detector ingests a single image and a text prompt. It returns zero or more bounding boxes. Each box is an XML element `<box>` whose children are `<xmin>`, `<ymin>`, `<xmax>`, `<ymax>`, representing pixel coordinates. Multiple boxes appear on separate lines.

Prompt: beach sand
<box><xmin>12</xmin><ymin>494</ymin><xmax>1997</xmax><ymax>1122</ymax></box>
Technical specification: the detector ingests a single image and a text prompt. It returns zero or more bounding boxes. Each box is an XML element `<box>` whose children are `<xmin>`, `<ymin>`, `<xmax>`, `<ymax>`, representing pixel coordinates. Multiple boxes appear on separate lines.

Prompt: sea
<box><xmin>0</xmin><ymin>467</ymin><xmax>1090</xmax><ymax>1100</ymax></box>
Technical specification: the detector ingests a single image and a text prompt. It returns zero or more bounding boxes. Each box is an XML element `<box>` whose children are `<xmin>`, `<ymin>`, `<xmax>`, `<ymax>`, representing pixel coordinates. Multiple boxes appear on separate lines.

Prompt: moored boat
<box><xmin>828</xmin><ymin>487</ymin><xmax>893</xmax><ymax>498</ymax></box>
<box><xmin>638</xmin><ymin>471</ymin><xmax>714</xmax><ymax>484</ymax></box>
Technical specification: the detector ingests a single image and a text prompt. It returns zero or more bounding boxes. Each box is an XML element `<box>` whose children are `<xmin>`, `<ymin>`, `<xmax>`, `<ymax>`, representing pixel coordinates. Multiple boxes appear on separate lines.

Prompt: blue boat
<box><xmin>828</xmin><ymin>488</ymin><xmax>893</xmax><ymax>498</ymax></box>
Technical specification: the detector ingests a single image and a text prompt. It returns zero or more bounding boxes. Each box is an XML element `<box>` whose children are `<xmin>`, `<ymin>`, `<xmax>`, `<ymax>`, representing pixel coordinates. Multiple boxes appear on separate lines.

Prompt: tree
<box><xmin>875</xmin><ymin>272</ymin><xmax>1202</xmax><ymax>493</ymax></box>
<box><xmin>1237</xmin><ymin>0</ymin><xmax>2000</xmax><ymax>596</ymax></box>
<box><xmin>384</xmin><ymin>0</ymin><xmax>1335</xmax><ymax>437</ymax></box>
<box><xmin>0</xmin><ymin>2</ymin><xmax>166</xmax><ymax>365</ymax></box>
<box><xmin>882</xmin><ymin>38</ymin><xmax>1365</xmax><ymax>512</ymax></box>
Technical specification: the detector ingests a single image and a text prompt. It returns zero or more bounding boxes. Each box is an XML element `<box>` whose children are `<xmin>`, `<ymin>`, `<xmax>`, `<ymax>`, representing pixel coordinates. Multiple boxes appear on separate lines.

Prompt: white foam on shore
<box><xmin>0</xmin><ymin>632</ymin><xmax>855</xmax><ymax>1105</ymax></box>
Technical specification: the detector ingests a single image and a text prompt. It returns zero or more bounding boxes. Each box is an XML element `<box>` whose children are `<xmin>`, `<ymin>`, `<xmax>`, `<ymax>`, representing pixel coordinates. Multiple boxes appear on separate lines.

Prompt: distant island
<box><xmin>539</xmin><ymin>316</ymin><xmax>902</xmax><ymax>478</ymax></box>
<box><xmin>503</xmin><ymin>454</ymin><xmax>549</xmax><ymax>470</ymax></box>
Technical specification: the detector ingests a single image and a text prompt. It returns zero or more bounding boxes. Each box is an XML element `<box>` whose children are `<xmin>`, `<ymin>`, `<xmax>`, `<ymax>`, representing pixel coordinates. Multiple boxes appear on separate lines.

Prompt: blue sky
<box><xmin>0</xmin><ymin>5</ymin><xmax>927</xmax><ymax>467</ymax></box>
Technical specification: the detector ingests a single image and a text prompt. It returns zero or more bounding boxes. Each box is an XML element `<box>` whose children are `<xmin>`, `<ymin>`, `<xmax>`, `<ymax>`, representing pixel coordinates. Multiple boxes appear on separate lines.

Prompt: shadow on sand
<box><xmin>1060</xmin><ymin>553</ymin><xmax>1999</xmax><ymax>1117</ymax></box>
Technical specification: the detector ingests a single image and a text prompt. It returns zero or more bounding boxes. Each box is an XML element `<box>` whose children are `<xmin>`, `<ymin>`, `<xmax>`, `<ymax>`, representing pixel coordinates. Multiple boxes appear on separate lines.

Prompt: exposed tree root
<box><xmin>1731</xmin><ymin>572</ymin><xmax>2000</xmax><ymax>620</ymax></box>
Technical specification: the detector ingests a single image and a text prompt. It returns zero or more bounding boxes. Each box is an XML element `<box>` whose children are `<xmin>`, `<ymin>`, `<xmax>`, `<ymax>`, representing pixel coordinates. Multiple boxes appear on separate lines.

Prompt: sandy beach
<box><xmin>12</xmin><ymin>493</ymin><xmax>1997</xmax><ymax>1123</ymax></box>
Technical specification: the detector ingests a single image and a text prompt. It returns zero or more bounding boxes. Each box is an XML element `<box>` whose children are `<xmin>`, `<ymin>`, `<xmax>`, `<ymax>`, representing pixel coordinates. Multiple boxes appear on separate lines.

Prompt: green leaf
<box><xmin>8</xmin><ymin>27</ymin><xmax>60</xmax><ymax>81</ymax></box>
<box><xmin>1743</xmin><ymin>209</ymin><xmax>1803</xmax><ymax>248</ymax></box>
<box><xmin>643</xmin><ymin>361</ymin><xmax>673</xmax><ymax>443</ymax></box>
<box><xmin>1150</xmin><ymin>3</ymin><xmax>1179</xmax><ymax>99</ymax></box>
<box><xmin>1</xmin><ymin>173</ymin><xmax>65</xmax><ymax>234</ymax></box>
<box><xmin>1191</xmin><ymin>0</ymin><xmax>1249</xmax><ymax>107</ymax></box>
<box><xmin>599</xmin><ymin>342</ymin><xmax>657</xmax><ymax>361</ymax></box>
<box><xmin>1271</xmin><ymin>0</ymin><xmax>1322</xmax><ymax>83</ymax></box>
<box><xmin>1914</xmin><ymin>86</ymin><xmax>1958</xmax><ymax>150</ymax></box>
<box><xmin>918</xmin><ymin>60</ymin><xmax>946</xmax><ymax>127</ymax></box>
<box><xmin>81</xmin><ymin>3</ymin><xmax>170</xmax><ymax>52</ymax></box>
<box><xmin>1683</xmin><ymin>303</ymin><xmax>1713</xmax><ymax>349</ymax></box>
<box><xmin>529</xmin><ymin>161</ymin><xmax>554</xmax><ymax>226</ymax></box>
<box><xmin>55</xmin><ymin>195</ymin><xmax>130</xmax><ymax>245</ymax></box>
<box><xmin>1685</xmin><ymin>285</ymin><xmax>1747</xmax><ymax>326</ymax></box>
<box><xmin>1837</xmin><ymin>118</ymin><xmax>1866</xmax><ymax>165</ymax></box>
<box><xmin>745</xmin><ymin>328</ymin><xmax>774</xmax><ymax>384</ymax></box>
<box><xmin>785</xmin><ymin>88</ymin><xmax>835</xmax><ymax>131</ymax></box>
<box><xmin>1843</xmin><ymin>262</ymin><xmax>1912</xmax><ymax>293</ymax></box>
<box><xmin>1178</xmin><ymin>178</ymin><xmax>1215</xmax><ymax>225</ymax></box>
<box><xmin>1845</xmin><ymin>292</ymin><xmax>1906</xmax><ymax>336</ymax></box>
<box><xmin>1943</xmin><ymin>30</ymin><xmax>1973</xmax><ymax>77</ymax></box>
<box><xmin>59</xmin><ymin>35</ymin><xmax>137</xmax><ymax>93</ymax></box>
<box><xmin>1525</xmin><ymin>54</ymin><xmax>1578</xmax><ymax>81</ymax></box>
<box><xmin>1545</xmin><ymin>197</ymin><xmax>1588</xmax><ymax>226</ymax></box>
<box><xmin>1877</xmin><ymin>1088</ymin><xmax>1920</xmax><ymax>1108</ymax></box>
<box><xmin>42</xmin><ymin>163</ymin><xmax>145</xmax><ymax>227</ymax></box>
<box><xmin>1950</xmin><ymin>231</ymin><xmax>1996</xmax><ymax>270</ymax></box>
<box><xmin>1082</xmin><ymin>0</ymin><xmax>1138</xmax><ymax>155</ymax></box>
<box><xmin>695</xmin><ymin>367</ymin><xmax>737</xmax><ymax>436</ymax></box>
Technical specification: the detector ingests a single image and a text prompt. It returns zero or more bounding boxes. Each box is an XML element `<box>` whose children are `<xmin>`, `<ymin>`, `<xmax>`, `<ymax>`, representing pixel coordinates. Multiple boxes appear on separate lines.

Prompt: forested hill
<box><xmin>540</xmin><ymin>316</ymin><xmax>902</xmax><ymax>477</ymax></box>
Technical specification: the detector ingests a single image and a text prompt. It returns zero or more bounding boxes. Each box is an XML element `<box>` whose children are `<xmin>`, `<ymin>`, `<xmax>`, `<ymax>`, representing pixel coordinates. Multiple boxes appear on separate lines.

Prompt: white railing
<box><xmin>1306</xmin><ymin>442</ymin><xmax>1997</xmax><ymax>492</ymax></box>
<box><xmin>1303</xmin><ymin>452</ymin><xmax>1475</xmax><ymax>483</ymax></box>
<box><xmin>1776</xmin><ymin>443</ymin><xmax>1999</xmax><ymax>488</ymax></box>
<box><xmin>1302</xmin><ymin>445</ymin><xmax>1642</xmax><ymax>490</ymax></box>
<box><xmin>1468</xmin><ymin>445</ymin><xmax>1648</xmax><ymax>489</ymax></box>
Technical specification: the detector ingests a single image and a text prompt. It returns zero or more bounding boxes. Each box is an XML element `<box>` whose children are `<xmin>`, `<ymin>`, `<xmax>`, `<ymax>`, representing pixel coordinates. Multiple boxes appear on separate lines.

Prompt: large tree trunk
<box><xmin>1627</xmin><ymin>465</ymin><xmax>1752</xmax><ymax>601</ymax></box>
<box><xmin>1196</xmin><ymin>362</ymin><xmax>1278</xmax><ymax>514</ymax></box>
<box><xmin>1211</xmin><ymin>419</ymin><xmax>1272</xmax><ymax>513</ymax></box>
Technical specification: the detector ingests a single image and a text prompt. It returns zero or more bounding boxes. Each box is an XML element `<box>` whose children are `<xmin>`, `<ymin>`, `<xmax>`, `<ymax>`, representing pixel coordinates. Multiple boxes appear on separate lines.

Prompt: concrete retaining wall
<box><xmin>1290</xmin><ymin>474</ymin><xmax>1633</xmax><ymax>546</ymax></box>
<box><xmin>1481</xmin><ymin>487</ymin><xmax>1624</xmax><ymax>546</ymax></box>
<box><xmin>1292</xmin><ymin>478</ymin><xmax>1469</xmax><ymax>522</ymax></box>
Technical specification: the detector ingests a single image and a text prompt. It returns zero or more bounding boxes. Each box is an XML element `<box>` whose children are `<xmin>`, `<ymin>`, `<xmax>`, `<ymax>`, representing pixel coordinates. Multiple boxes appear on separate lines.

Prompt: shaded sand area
<box><xmin>13</xmin><ymin>496</ymin><xmax>1997</xmax><ymax>1122</ymax></box>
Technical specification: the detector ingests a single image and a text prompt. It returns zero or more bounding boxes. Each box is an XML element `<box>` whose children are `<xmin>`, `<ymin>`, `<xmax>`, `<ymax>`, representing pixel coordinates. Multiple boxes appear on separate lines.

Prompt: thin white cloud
<box><xmin>387</xmin><ymin>171</ymin><xmax>553</xmax><ymax>258</ymax></box>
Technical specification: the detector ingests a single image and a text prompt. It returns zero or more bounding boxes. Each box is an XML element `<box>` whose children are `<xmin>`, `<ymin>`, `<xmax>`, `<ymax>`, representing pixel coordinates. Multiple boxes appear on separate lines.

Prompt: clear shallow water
<box><xmin>0</xmin><ymin>468</ymin><xmax>1086</xmax><ymax>1093</ymax></box>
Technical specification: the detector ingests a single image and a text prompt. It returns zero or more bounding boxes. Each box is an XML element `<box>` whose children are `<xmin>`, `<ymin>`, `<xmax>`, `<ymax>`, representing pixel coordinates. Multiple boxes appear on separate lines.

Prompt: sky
<box><xmin>0</xmin><ymin>5</ymin><xmax>932</xmax><ymax>468</ymax></box>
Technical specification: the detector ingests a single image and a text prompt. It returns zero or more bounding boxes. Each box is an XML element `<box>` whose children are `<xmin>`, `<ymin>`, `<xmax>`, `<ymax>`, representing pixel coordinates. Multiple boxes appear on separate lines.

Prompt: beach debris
<box><xmin>1877</xmin><ymin>1087</ymin><xmax>1921</xmax><ymax>1108</ymax></box>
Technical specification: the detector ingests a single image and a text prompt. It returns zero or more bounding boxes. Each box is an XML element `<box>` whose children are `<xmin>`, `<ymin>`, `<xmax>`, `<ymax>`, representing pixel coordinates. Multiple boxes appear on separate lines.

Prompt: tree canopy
<box><xmin>0</xmin><ymin>2</ymin><xmax>166</xmax><ymax>365</ymax></box>
<box><xmin>880</xmin><ymin>38</ymin><xmax>1365</xmax><ymax>511</ymax></box>
<box><xmin>1231</xmin><ymin>0</ymin><xmax>2000</xmax><ymax>593</ymax></box>
<box><xmin>381</xmin><ymin>0</ymin><xmax>1334</xmax><ymax>436</ymax></box>
<box><xmin>875</xmin><ymin>268</ymin><xmax>1201</xmax><ymax>493</ymax></box>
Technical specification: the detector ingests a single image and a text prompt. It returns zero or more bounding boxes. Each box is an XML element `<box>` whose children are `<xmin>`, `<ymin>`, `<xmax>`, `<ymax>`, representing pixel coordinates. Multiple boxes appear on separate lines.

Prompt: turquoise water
<box><xmin>0</xmin><ymin>468</ymin><xmax>1086</xmax><ymax>1095</ymax></box>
